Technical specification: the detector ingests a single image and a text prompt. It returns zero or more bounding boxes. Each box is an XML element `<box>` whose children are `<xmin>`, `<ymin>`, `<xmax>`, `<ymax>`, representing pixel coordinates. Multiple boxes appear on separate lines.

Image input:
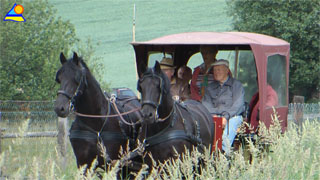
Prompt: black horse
<box><xmin>137</xmin><ymin>61</ymin><xmax>215</xmax><ymax>169</ymax></box>
<box><xmin>54</xmin><ymin>52</ymin><xmax>142</xmax><ymax>178</ymax></box>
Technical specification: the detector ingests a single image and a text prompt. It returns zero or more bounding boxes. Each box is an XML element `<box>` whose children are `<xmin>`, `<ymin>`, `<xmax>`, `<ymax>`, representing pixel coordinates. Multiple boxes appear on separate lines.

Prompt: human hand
<box><xmin>222</xmin><ymin>117</ymin><xmax>227</xmax><ymax>129</ymax></box>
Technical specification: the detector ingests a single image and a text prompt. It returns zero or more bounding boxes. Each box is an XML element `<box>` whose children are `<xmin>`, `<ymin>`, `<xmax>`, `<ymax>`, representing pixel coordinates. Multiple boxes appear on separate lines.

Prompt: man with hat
<box><xmin>159</xmin><ymin>57</ymin><xmax>176</xmax><ymax>83</ymax></box>
<box><xmin>202</xmin><ymin>59</ymin><xmax>245</xmax><ymax>155</ymax></box>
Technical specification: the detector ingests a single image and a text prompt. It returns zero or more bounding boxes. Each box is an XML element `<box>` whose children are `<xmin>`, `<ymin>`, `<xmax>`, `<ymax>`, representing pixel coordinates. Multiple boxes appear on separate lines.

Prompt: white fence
<box><xmin>287</xmin><ymin>103</ymin><xmax>320</xmax><ymax>123</ymax></box>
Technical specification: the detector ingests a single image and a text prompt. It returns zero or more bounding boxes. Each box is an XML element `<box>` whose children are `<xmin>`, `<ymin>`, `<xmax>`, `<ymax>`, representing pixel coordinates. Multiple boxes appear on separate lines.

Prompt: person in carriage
<box><xmin>247</xmin><ymin>74</ymin><xmax>279</xmax><ymax>134</ymax></box>
<box><xmin>159</xmin><ymin>57</ymin><xmax>176</xmax><ymax>83</ymax></box>
<box><xmin>171</xmin><ymin>65</ymin><xmax>192</xmax><ymax>102</ymax></box>
<box><xmin>159</xmin><ymin>57</ymin><xmax>192</xmax><ymax>102</ymax></box>
<box><xmin>202</xmin><ymin>59</ymin><xmax>245</xmax><ymax>155</ymax></box>
<box><xmin>190</xmin><ymin>45</ymin><xmax>218</xmax><ymax>101</ymax></box>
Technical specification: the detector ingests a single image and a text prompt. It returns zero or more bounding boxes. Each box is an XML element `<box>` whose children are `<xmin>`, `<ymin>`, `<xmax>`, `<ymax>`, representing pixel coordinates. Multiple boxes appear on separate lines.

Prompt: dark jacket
<box><xmin>202</xmin><ymin>77</ymin><xmax>245</xmax><ymax>119</ymax></box>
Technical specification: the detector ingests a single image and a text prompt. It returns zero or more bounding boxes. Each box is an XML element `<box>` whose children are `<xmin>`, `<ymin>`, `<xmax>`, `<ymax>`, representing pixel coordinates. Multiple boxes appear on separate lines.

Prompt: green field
<box><xmin>50</xmin><ymin>0</ymin><xmax>232</xmax><ymax>91</ymax></box>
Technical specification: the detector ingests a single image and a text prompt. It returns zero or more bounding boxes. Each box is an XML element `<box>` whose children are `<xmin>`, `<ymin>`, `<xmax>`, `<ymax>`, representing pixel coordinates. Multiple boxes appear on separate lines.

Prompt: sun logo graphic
<box><xmin>3</xmin><ymin>3</ymin><xmax>26</xmax><ymax>22</ymax></box>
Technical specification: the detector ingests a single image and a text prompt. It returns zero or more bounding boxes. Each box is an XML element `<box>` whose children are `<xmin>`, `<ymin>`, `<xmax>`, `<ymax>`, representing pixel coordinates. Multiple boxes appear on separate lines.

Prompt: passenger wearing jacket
<box><xmin>202</xmin><ymin>59</ymin><xmax>245</xmax><ymax>155</ymax></box>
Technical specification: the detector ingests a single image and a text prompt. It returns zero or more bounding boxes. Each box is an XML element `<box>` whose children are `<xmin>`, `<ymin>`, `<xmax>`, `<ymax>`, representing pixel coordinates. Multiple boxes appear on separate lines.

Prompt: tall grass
<box><xmin>1</xmin><ymin>114</ymin><xmax>319</xmax><ymax>179</ymax></box>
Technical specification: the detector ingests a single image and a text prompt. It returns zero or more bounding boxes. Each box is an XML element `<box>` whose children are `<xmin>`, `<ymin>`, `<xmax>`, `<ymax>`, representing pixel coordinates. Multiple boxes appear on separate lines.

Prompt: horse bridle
<box><xmin>138</xmin><ymin>71</ymin><xmax>168</xmax><ymax>120</ymax></box>
<box><xmin>57</xmin><ymin>67</ymin><xmax>87</xmax><ymax>111</ymax></box>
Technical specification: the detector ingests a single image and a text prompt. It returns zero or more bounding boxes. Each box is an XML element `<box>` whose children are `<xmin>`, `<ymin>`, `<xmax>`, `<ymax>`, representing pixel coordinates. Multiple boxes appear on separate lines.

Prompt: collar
<box><xmin>212</xmin><ymin>76</ymin><xmax>233</xmax><ymax>89</ymax></box>
<box><xmin>220</xmin><ymin>76</ymin><xmax>230</xmax><ymax>86</ymax></box>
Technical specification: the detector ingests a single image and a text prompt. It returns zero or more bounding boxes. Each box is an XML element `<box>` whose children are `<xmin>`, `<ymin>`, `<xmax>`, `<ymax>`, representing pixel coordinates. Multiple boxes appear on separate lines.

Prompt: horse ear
<box><xmin>154</xmin><ymin>61</ymin><xmax>161</xmax><ymax>74</ymax></box>
<box><xmin>72</xmin><ymin>52</ymin><xmax>80</xmax><ymax>65</ymax></box>
<box><xmin>60</xmin><ymin>52</ymin><xmax>67</xmax><ymax>64</ymax></box>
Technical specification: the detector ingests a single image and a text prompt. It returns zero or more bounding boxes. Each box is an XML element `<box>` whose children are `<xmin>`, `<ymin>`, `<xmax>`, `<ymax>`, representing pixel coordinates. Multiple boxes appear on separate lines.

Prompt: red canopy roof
<box><xmin>131</xmin><ymin>32</ymin><xmax>289</xmax><ymax>46</ymax></box>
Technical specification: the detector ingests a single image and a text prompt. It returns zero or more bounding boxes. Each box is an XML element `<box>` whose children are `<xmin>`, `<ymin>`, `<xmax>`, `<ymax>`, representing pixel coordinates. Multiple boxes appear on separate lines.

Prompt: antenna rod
<box><xmin>132</xmin><ymin>3</ymin><xmax>136</xmax><ymax>42</ymax></box>
<box><xmin>132</xmin><ymin>3</ymin><xmax>139</xmax><ymax>98</ymax></box>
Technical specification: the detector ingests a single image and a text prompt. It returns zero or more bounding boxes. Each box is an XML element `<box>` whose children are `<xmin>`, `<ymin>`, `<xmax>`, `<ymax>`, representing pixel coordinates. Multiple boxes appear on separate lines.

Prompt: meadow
<box><xmin>50</xmin><ymin>0</ymin><xmax>232</xmax><ymax>91</ymax></box>
<box><xmin>1</xmin><ymin>114</ymin><xmax>319</xmax><ymax>179</ymax></box>
<box><xmin>2</xmin><ymin>1</ymin><xmax>319</xmax><ymax>179</ymax></box>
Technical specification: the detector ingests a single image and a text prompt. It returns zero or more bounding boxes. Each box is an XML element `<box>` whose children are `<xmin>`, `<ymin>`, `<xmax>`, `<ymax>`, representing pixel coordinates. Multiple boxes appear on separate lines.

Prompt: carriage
<box><xmin>54</xmin><ymin>32</ymin><xmax>290</xmax><ymax>176</ymax></box>
<box><xmin>131</xmin><ymin>32</ymin><xmax>290</xmax><ymax>149</ymax></box>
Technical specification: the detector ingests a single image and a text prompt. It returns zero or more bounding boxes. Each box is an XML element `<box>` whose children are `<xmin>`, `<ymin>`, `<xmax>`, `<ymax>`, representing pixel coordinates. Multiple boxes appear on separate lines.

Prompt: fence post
<box><xmin>0</xmin><ymin>128</ymin><xmax>2</xmax><ymax>154</ymax></box>
<box><xmin>0</xmin><ymin>128</ymin><xmax>1</xmax><ymax>179</ymax></box>
<box><xmin>57</xmin><ymin>117</ymin><xmax>68</xmax><ymax>169</ymax></box>
<box><xmin>0</xmin><ymin>111</ymin><xmax>2</xmax><ymax>154</ymax></box>
<box><xmin>293</xmin><ymin>96</ymin><xmax>304</xmax><ymax>129</ymax></box>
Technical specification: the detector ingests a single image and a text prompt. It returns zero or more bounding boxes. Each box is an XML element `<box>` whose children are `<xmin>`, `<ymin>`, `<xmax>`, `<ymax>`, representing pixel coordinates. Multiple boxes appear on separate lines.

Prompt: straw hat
<box><xmin>160</xmin><ymin>57</ymin><xmax>176</xmax><ymax>70</ymax></box>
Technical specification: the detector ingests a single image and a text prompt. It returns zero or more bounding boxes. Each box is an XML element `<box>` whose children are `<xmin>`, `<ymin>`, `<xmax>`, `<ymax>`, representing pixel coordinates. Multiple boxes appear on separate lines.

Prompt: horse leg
<box><xmin>70</xmin><ymin>139</ymin><xmax>103</xmax><ymax>177</ymax></box>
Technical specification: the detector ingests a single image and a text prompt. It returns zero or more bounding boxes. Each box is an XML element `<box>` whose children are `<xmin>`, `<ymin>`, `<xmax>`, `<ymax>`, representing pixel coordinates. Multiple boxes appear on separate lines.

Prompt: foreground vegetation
<box><xmin>1</xmin><ymin>113</ymin><xmax>319</xmax><ymax>179</ymax></box>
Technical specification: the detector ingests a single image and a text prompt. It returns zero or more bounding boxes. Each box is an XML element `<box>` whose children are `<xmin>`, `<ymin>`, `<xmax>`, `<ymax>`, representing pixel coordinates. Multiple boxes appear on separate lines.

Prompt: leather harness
<box><xmin>138</xmin><ymin>71</ymin><xmax>205</xmax><ymax>149</ymax></box>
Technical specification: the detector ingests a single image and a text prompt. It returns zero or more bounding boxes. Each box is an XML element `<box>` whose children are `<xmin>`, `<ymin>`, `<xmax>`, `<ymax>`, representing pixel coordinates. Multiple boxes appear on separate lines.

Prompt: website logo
<box><xmin>3</xmin><ymin>3</ymin><xmax>25</xmax><ymax>22</ymax></box>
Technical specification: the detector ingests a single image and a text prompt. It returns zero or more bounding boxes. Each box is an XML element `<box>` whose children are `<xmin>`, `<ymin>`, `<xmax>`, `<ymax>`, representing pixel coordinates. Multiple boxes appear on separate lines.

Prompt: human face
<box><xmin>177</xmin><ymin>68</ymin><xmax>184</xmax><ymax>79</ymax></box>
<box><xmin>213</xmin><ymin>65</ymin><xmax>229</xmax><ymax>83</ymax></box>
<box><xmin>200</xmin><ymin>46</ymin><xmax>218</xmax><ymax>65</ymax></box>
<box><xmin>162</xmin><ymin>69</ymin><xmax>174</xmax><ymax>81</ymax></box>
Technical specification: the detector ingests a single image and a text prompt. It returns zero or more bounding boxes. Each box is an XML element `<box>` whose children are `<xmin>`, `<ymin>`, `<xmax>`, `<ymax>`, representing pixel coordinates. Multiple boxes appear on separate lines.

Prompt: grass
<box><xmin>49</xmin><ymin>0</ymin><xmax>232</xmax><ymax>92</ymax></box>
<box><xmin>1</xmin><ymin>137</ymin><xmax>77</xmax><ymax>179</ymax></box>
<box><xmin>1</xmin><ymin>113</ymin><xmax>319</xmax><ymax>179</ymax></box>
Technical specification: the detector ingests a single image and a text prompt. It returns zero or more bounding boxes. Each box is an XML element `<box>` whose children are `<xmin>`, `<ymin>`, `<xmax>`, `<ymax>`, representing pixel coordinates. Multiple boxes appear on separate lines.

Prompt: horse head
<box><xmin>137</xmin><ymin>61</ymin><xmax>171</xmax><ymax>124</ymax></box>
<box><xmin>54</xmin><ymin>52</ymin><xmax>88</xmax><ymax>117</ymax></box>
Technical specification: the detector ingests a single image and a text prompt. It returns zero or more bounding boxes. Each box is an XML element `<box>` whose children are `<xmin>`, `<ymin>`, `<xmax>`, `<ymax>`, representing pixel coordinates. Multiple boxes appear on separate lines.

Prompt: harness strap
<box><xmin>57</xmin><ymin>90</ymin><xmax>73</xmax><ymax>99</ymax></box>
<box><xmin>146</xmin><ymin>130</ymin><xmax>201</xmax><ymax>147</ymax></box>
<box><xmin>69</xmin><ymin>130</ymin><xmax>128</xmax><ymax>141</ymax></box>
<box><xmin>175</xmin><ymin>102</ymin><xmax>202</xmax><ymax>142</ymax></box>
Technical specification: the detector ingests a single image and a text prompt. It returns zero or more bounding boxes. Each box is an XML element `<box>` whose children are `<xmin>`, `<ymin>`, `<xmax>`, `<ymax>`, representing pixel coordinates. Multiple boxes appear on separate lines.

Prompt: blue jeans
<box><xmin>222</xmin><ymin>115</ymin><xmax>243</xmax><ymax>155</ymax></box>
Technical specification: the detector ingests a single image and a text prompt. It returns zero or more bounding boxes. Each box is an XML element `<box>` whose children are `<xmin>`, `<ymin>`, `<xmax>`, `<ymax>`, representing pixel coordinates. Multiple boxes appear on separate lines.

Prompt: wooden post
<box><xmin>57</xmin><ymin>117</ymin><xmax>68</xmax><ymax>169</ymax></box>
<box><xmin>293</xmin><ymin>96</ymin><xmax>304</xmax><ymax>129</ymax></box>
<box><xmin>0</xmin><ymin>111</ymin><xmax>2</xmax><ymax>154</ymax></box>
<box><xmin>132</xmin><ymin>3</ymin><xmax>136</xmax><ymax>43</ymax></box>
<box><xmin>0</xmin><ymin>128</ymin><xmax>2</xmax><ymax>154</ymax></box>
<box><xmin>0</xmin><ymin>128</ymin><xmax>1</xmax><ymax>180</ymax></box>
<box><xmin>132</xmin><ymin>3</ymin><xmax>141</xmax><ymax>99</ymax></box>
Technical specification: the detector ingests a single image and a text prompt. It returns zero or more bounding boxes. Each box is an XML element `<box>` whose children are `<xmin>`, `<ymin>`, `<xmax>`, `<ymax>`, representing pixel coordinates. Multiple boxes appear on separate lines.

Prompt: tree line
<box><xmin>226</xmin><ymin>0</ymin><xmax>319</xmax><ymax>102</ymax></box>
<box><xmin>0</xmin><ymin>0</ymin><xmax>108</xmax><ymax>100</ymax></box>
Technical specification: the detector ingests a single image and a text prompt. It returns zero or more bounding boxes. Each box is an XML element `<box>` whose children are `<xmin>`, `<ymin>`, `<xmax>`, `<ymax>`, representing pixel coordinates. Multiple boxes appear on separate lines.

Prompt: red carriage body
<box><xmin>131</xmin><ymin>32</ymin><xmax>290</xmax><ymax>149</ymax></box>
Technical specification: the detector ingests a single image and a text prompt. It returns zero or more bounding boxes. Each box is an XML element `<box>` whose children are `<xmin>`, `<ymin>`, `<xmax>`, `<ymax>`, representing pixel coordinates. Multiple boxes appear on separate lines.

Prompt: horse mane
<box><xmin>77</xmin><ymin>57</ymin><xmax>103</xmax><ymax>91</ymax></box>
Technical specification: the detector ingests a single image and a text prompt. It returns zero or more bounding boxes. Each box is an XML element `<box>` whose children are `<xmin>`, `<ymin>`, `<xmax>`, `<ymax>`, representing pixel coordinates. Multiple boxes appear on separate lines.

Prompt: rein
<box><xmin>73</xmin><ymin>100</ymin><xmax>141</xmax><ymax>126</ymax></box>
<box><xmin>57</xmin><ymin>65</ymin><xmax>142</xmax><ymax>126</ymax></box>
<box><xmin>156</xmin><ymin>104</ymin><xmax>174</xmax><ymax>122</ymax></box>
<box><xmin>73</xmin><ymin>107</ymin><xmax>140</xmax><ymax>119</ymax></box>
